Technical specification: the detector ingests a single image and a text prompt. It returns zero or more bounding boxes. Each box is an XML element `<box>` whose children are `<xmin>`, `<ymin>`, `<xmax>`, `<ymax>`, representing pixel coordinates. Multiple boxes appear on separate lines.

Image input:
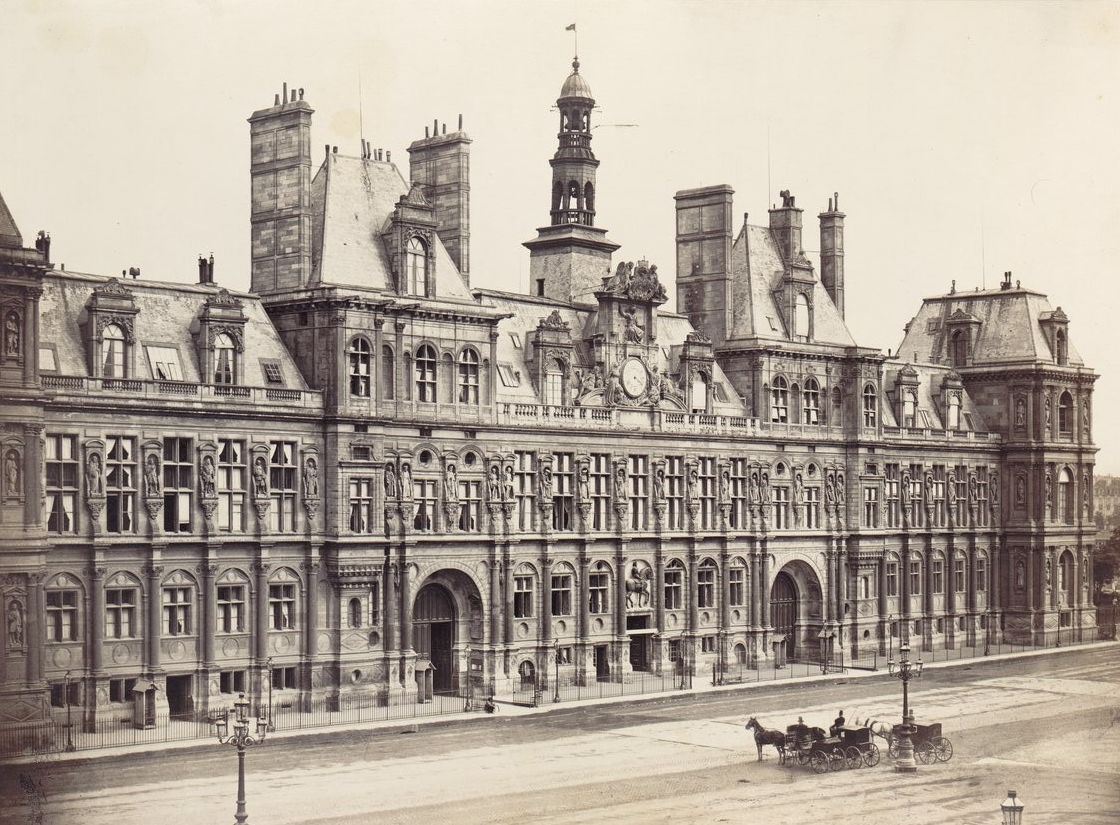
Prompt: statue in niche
<box><xmin>968</xmin><ymin>473</ymin><xmax>979</xmax><ymax>503</ymax></box>
<box><xmin>4</xmin><ymin>311</ymin><xmax>19</xmax><ymax>356</ymax></box>
<box><xmin>748</xmin><ymin>471</ymin><xmax>761</xmax><ymax>505</ymax></box>
<box><xmin>487</xmin><ymin>466</ymin><xmax>502</xmax><ymax>502</ymax></box>
<box><xmin>144</xmin><ymin>454</ymin><xmax>161</xmax><ymax>497</ymax></box>
<box><xmin>539</xmin><ymin>465</ymin><xmax>553</xmax><ymax>500</ymax></box>
<box><xmin>924</xmin><ymin>472</ymin><xmax>935</xmax><ymax>502</ymax></box>
<box><xmin>6</xmin><ymin>599</ymin><xmax>23</xmax><ymax>647</ymax></box>
<box><xmin>760</xmin><ymin>471</ymin><xmax>772</xmax><ymax>505</ymax></box>
<box><xmin>252</xmin><ymin>456</ymin><xmax>269</xmax><ymax>496</ymax></box>
<box><xmin>946</xmin><ymin>471</ymin><xmax>958</xmax><ymax>504</ymax></box>
<box><xmin>1014</xmin><ymin>397</ymin><xmax>1026</xmax><ymax>429</ymax></box>
<box><xmin>86</xmin><ymin>452</ymin><xmax>103</xmax><ymax>497</ymax></box>
<box><xmin>989</xmin><ymin>471</ymin><xmax>1000</xmax><ymax>507</ymax></box>
<box><xmin>384</xmin><ymin>463</ymin><xmax>398</xmax><ymax>499</ymax></box>
<box><xmin>614</xmin><ymin>464</ymin><xmax>627</xmax><ymax>501</ymax></box>
<box><xmin>4</xmin><ymin>450</ymin><xmax>19</xmax><ymax>497</ymax></box>
<box><xmin>1015</xmin><ymin>559</ymin><xmax>1026</xmax><ymax>589</ymax></box>
<box><xmin>1015</xmin><ymin>474</ymin><xmax>1026</xmax><ymax>506</ymax></box>
<box><xmin>718</xmin><ymin>468</ymin><xmax>730</xmax><ymax>502</ymax></box>
<box><xmin>1044</xmin><ymin>393</ymin><xmax>1053</xmax><ymax>431</ymax></box>
<box><xmin>1083</xmin><ymin>398</ymin><xmax>1091</xmax><ymax>437</ymax></box>
<box><xmin>577</xmin><ymin>464</ymin><xmax>590</xmax><ymax>503</ymax></box>
<box><xmin>1045</xmin><ymin>470</ymin><xmax>1053</xmax><ymax>507</ymax></box>
<box><xmin>620</xmin><ymin>305</ymin><xmax>645</xmax><ymax>344</ymax></box>
<box><xmin>1045</xmin><ymin>557</ymin><xmax>1053</xmax><ymax>589</ymax></box>
<box><xmin>900</xmin><ymin>469</ymin><xmax>912</xmax><ymax>506</ymax></box>
<box><xmin>303</xmin><ymin>457</ymin><xmax>319</xmax><ymax>498</ymax></box>
<box><xmin>400</xmin><ymin>462</ymin><xmax>414</xmax><ymax>500</ymax></box>
<box><xmin>835</xmin><ymin>472</ymin><xmax>845</xmax><ymax>505</ymax></box>
<box><xmin>503</xmin><ymin>465</ymin><xmax>515</xmax><ymax>502</ymax></box>
<box><xmin>653</xmin><ymin>466</ymin><xmax>666</xmax><ymax>503</ymax></box>
<box><xmin>825</xmin><ymin>474</ymin><xmax>836</xmax><ymax>506</ymax></box>
<box><xmin>200</xmin><ymin>455</ymin><xmax>216</xmax><ymax>498</ymax></box>
<box><xmin>686</xmin><ymin>466</ymin><xmax>699</xmax><ymax>503</ymax></box>
<box><xmin>444</xmin><ymin>463</ymin><xmax>458</xmax><ymax>502</ymax></box>
<box><xmin>794</xmin><ymin>472</ymin><xmax>805</xmax><ymax>504</ymax></box>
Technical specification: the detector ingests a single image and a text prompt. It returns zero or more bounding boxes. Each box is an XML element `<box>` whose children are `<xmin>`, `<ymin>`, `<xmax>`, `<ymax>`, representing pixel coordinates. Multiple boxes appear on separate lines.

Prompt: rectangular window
<box><xmin>458</xmin><ymin>480</ymin><xmax>481</xmax><ymax>532</ymax></box>
<box><xmin>217</xmin><ymin>439</ymin><xmax>245</xmax><ymax>533</ymax></box>
<box><xmin>552</xmin><ymin>453</ymin><xmax>574</xmax><ymax>531</ymax></box>
<box><xmin>805</xmin><ymin>486</ymin><xmax>821</xmax><ymax>529</ymax></box>
<box><xmin>105</xmin><ymin>436</ymin><xmax>136</xmax><ymax>534</ymax></box>
<box><xmin>863</xmin><ymin>486</ymin><xmax>879</xmax><ymax>528</ymax></box>
<box><xmin>885</xmin><ymin>465</ymin><xmax>900</xmax><ymax>528</ymax></box>
<box><xmin>728</xmin><ymin>458</ymin><xmax>748</xmax><ymax>529</ymax></box>
<box><xmin>543</xmin><ymin>371</ymin><xmax>563</xmax><ymax>406</ymax></box>
<box><xmin>909</xmin><ymin>465</ymin><xmax>924</xmax><ymax>528</ymax></box>
<box><xmin>145</xmin><ymin>345</ymin><xmax>183</xmax><ymax>381</ymax></box>
<box><xmin>954</xmin><ymin>465</ymin><xmax>969</xmax><ymax>526</ymax></box>
<box><xmin>977</xmin><ymin>558</ymin><xmax>987</xmax><ymax>592</ymax></box>
<box><xmin>413</xmin><ymin>479</ymin><xmax>437</xmax><ymax>532</ymax></box>
<box><xmin>932</xmin><ymin>466</ymin><xmax>946</xmax><ymax>527</ymax></box>
<box><xmin>976</xmin><ymin>467</ymin><xmax>989</xmax><ymax>527</ymax></box>
<box><xmin>551</xmin><ymin>574</ymin><xmax>573</xmax><ymax>616</ymax></box>
<box><xmin>268</xmin><ymin>441</ymin><xmax>298</xmax><ymax>533</ymax></box>
<box><xmin>46</xmin><ymin>434</ymin><xmax>79</xmax><ymax>534</ymax></box>
<box><xmin>665</xmin><ymin>456</ymin><xmax>684</xmax><ymax>530</ymax></box>
<box><xmin>514</xmin><ymin>451</ymin><xmax>535</xmax><ymax>531</ymax></box>
<box><xmin>217</xmin><ymin>585</ymin><xmax>245</xmax><ymax>633</ymax></box>
<box><xmin>886</xmin><ymin>563</ymin><xmax>898</xmax><ymax>596</ymax></box>
<box><xmin>589</xmin><ymin>453</ymin><xmax>611</xmax><ymax>531</ymax></box>
<box><xmin>729</xmin><ymin>566</ymin><xmax>745</xmax><ymax>605</ymax></box>
<box><xmin>664</xmin><ymin>564</ymin><xmax>683</xmax><ymax>610</ymax></box>
<box><xmin>932</xmin><ymin>559</ymin><xmax>944</xmax><ymax>594</ymax></box>
<box><xmin>513</xmin><ymin>575</ymin><xmax>533</xmax><ymax>618</ymax></box>
<box><xmin>629</xmin><ymin>455</ymin><xmax>648</xmax><ymax>530</ymax></box>
<box><xmin>701</xmin><ymin>636</ymin><xmax>716</xmax><ymax>653</ymax></box>
<box><xmin>46</xmin><ymin>590</ymin><xmax>78</xmax><ymax>642</ymax></box>
<box><xmin>697</xmin><ymin>457</ymin><xmax>716</xmax><ymax>529</ymax></box>
<box><xmin>697</xmin><ymin>565</ymin><xmax>715</xmax><ymax>608</ymax></box>
<box><xmin>772</xmin><ymin>486</ymin><xmax>789</xmax><ymax>530</ymax></box>
<box><xmin>954</xmin><ymin>557</ymin><xmax>966</xmax><ymax>593</ymax></box>
<box><xmin>50</xmin><ymin>681</ymin><xmax>81</xmax><ymax>708</ymax></box>
<box><xmin>349</xmin><ymin>478</ymin><xmax>376</xmax><ymax>533</ymax></box>
<box><xmin>589</xmin><ymin>572</ymin><xmax>609</xmax><ymax>614</ymax></box>
<box><xmin>219</xmin><ymin>670</ymin><xmax>247</xmax><ymax>694</ymax></box>
<box><xmin>105</xmin><ymin>588</ymin><xmax>136</xmax><ymax>638</ymax></box>
<box><xmin>162</xmin><ymin>437</ymin><xmax>193</xmax><ymax>534</ymax></box>
<box><xmin>271</xmin><ymin>667</ymin><xmax>298</xmax><ymax>690</ymax></box>
<box><xmin>909</xmin><ymin>561</ymin><xmax>922</xmax><ymax>595</ymax></box>
<box><xmin>262</xmin><ymin>361</ymin><xmax>283</xmax><ymax>385</ymax></box>
<box><xmin>668</xmin><ymin>638</ymin><xmax>682</xmax><ymax>662</ymax></box>
<box><xmin>269</xmin><ymin>584</ymin><xmax>295</xmax><ymax>630</ymax></box>
<box><xmin>109</xmin><ymin>678</ymin><xmax>136</xmax><ymax>703</ymax></box>
<box><xmin>162</xmin><ymin>587</ymin><xmax>192</xmax><ymax>636</ymax></box>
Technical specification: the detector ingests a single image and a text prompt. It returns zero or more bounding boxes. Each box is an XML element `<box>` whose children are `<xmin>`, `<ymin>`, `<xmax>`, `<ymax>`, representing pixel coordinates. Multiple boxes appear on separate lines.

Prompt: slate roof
<box><xmin>727</xmin><ymin>224</ymin><xmax>856</xmax><ymax>347</ymax></box>
<box><xmin>895</xmin><ymin>287</ymin><xmax>1083</xmax><ymax>367</ymax></box>
<box><xmin>0</xmin><ymin>190</ymin><xmax>22</xmax><ymax>249</ymax></box>
<box><xmin>39</xmin><ymin>271</ymin><xmax>308</xmax><ymax>388</ymax></box>
<box><xmin>881</xmin><ymin>361</ymin><xmax>988</xmax><ymax>432</ymax></box>
<box><xmin>311</xmin><ymin>153</ymin><xmax>474</xmax><ymax>301</ymax></box>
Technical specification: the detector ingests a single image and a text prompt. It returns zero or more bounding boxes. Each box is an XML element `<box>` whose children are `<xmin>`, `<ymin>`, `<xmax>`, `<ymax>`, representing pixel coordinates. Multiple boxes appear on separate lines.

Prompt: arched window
<box><xmin>697</xmin><ymin>559</ymin><xmax>717</xmax><ymax>608</ymax></box>
<box><xmin>458</xmin><ymin>349</ymin><xmax>480</xmax><ymax>405</ymax></box>
<box><xmin>348</xmin><ymin>338</ymin><xmax>371</xmax><ymax>397</ymax></box>
<box><xmin>102</xmin><ymin>323</ymin><xmax>126</xmax><ymax>378</ymax></box>
<box><xmin>802</xmin><ymin>378</ymin><xmax>820</xmax><ymax>425</ymax></box>
<box><xmin>1055</xmin><ymin>330</ymin><xmax>1067</xmax><ymax>366</ymax></box>
<box><xmin>551</xmin><ymin>181</ymin><xmax>563</xmax><ymax>213</ymax></box>
<box><xmin>381</xmin><ymin>345</ymin><xmax>395</xmax><ymax>400</ymax></box>
<box><xmin>902</xmin><ymin>390</ymin><xmax>916</xmax><ymax>428</ymax></box>
<box><xmin>584</xmin><ymin>182</ymin><xmax>595</xmax><ymax>217</ymax></box>
<box><xmin>406</xmin><ymin>237</ymin><xmax>429</xmax><ymax>296</ymax></box>
<box><xmin>830</xmin><ymin>386</ymin><xmax>842</xmax><ymax>425</ymax></box>
<box><xmin>1059</xmin><ymin>550</ymin><xmax>1074</xmax><ymax>603</ymax></box>
<box><xmin>863</xmin><ymin>383</ymin><xmax>878</xmax><ymax>427</ymax></box>
<box><xmin>770</xmin><ymin>376</ymin><xmax>789</xmax><ymax>423</ymax></box>
<box><xmin>213</xmin><ymin>333</ymin><xmax>236</xmax><ymax>385</ymax></box>
<box><xmin>415</xmin><ymin>344</ymin><xmax>437</xmax><ymax>403</ymax></box>
<box><xmin>1058</xmin><ymin>391</ymin><xmax>1073</xmax><ymax>435</ymax></box>
<box><xmin>348</xmin><ymin>597</ymin><xmax>362</xmax><ymax>628</ymax></box>
<box><xmin>947</xmin><ymin>394</ymin><xmax>961</xmax><ymax>430</ymax></box>
<box><xmin>951</xmin><ymin>330</ymin><xmax>968</xmax><ymax>366</ymax></box>
<box><xmin>518</xmin><ymin>660</ymin><xmax>536</xmax><ymax>688</ymax></box>
<box><xmin>663</xmin><ymin>559</ymin><xmax>685</xmax><ymax>610</ymax></box>
<box><xmin>794</xmin><ymin>293</ymin><xmax>810</xmax><ymax>340</ymax></box>
<box><xmin>543</xmin><ymin>358</ymin><xmax>564</xmax><ymax>406</ymax></box>
<box><xmin>1057</xmin><ymin>467</ymin><xmax>1074</xmax><ymax>523</ymax></box>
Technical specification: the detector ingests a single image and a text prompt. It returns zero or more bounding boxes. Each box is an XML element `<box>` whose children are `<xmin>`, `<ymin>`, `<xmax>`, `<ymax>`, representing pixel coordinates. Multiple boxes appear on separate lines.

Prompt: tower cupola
<box><xmin>550</xmin><ymin>57</ymin><xmax>599</xmax><ymax>227</ymax></box>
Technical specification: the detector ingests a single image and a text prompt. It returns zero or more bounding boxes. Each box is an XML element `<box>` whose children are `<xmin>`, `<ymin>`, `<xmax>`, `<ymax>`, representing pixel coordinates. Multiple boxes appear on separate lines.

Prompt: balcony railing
<box><xmin>882</xmin><ymin>425</ymin><xmax>999</xmax><ymax>443</ymax></box>
<box><xmin>499</xmin><ymin>403</ymin><xmax>762</xmax><ymax>436</ymax></box>
<box><xmin>40</xmin><ymin>375</ymin><xmax>321</xmax><ymax>408</ymax></box>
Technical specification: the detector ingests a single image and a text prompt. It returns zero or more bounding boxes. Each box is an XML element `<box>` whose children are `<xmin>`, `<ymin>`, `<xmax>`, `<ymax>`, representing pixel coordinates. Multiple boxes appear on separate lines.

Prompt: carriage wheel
<box><xmin>845</xmin><ymin>746</ymin><xmax>863</xmax><ymax>770</ymax></box>
<box><xmin>828</xmin><ymin>749</ymin><xmax>845</xmax><ymax>771</ymax></box>
<box><xmin>864</xmin><ymin>743</ymin><xmax>881</xmax><ymax>768</ymax></box>
<box><xmin>810</xmin><ymin>751</ymin><xmax>829</xmax><ymax>774</ymax></box>
<box><xmin>887</xmin><ymin>738</ymin><xmax>900</xmax><ymax>760</ymax></box>
<box><xmin>915</xmin><ymin>742</ymin><xmax>934</xmax><ymax>765</ymax></box>
<box><xmin>931</xmin><ymin>737</ymin><xmax>953</xmax><ymax>762</ymax></box>
<box><xmin>798</xmin><ymin>750</ymin><xmax>812</xmax><ymax>767</ymax></box>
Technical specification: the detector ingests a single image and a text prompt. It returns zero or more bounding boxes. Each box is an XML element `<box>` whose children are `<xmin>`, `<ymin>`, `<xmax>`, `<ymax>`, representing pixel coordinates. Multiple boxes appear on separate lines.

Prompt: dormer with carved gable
<box><xmin>528</xmin><ymin>310</ymin><xmax>574</xmax><ymax>406</ymax></box>
<box><xmin>382</xmin><ymin>183</ymin><xmax>438</xmax><ymax>298</ymax></box>
<box><xmin>938</xmin><ymin>369</ymin><xmax>965</xmax><ymax>431</ymax></box>
<box><xmin>83</xmin><ymin>278</ymin><xmax>139</xmax><ymax>379</ymax></box>
<box><xmin>195</xmin><ymin>288</ymin><xmax>248</xmax><ymax>386</ymax></box>
<box><xmin>945</xmin><ymin>307</ymin><xmax>981</xmax><ymax>367</ymax></box>
<box><xmin>893</xmin><ymin>363</ymin><xmax>921</xmax><ymax>429</ymax></box>
<box><xmin>1039</xmin><ymin>306</ymin><xmax>1070</xmax><ymax>366</ymax></box>
<box><xmin>679</xmin><ymin>331</ymin><xmax>716</xmax><ymax>413</ymax></box>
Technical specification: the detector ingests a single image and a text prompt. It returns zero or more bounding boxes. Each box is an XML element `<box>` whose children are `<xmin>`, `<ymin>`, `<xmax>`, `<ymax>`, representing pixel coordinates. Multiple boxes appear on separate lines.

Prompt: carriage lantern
<box><xmin>1000</xmin><ymin>790</ymin><xmax>1024</xmax><ymax>825</ymax></box>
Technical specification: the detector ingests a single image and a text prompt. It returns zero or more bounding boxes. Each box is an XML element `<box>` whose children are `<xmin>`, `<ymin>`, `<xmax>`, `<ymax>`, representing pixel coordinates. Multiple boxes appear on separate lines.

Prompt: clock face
<box><xmin>621</xmin><ymin>358</ymin><xmax>648</xmax><ymax>398</ymax></box>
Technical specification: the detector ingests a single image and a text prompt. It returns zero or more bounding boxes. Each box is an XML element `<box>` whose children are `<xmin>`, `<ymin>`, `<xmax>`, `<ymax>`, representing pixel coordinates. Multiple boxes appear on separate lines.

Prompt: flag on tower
<box><xmin>566</xmin><ymin>23</ymin><xmax>576</xmax><ymax>31</ymax></box>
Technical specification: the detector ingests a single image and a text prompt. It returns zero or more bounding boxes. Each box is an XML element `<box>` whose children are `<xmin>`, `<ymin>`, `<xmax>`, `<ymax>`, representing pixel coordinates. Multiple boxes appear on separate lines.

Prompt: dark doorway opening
<box><xmin>414</xmin><ymin>584</ymin><xmax>457</xmax><ymax>693</ymax></box>
<box><xmin>594</xmin><ymin>644</ymin><xmax>610</xmax><ymax>681</ymax></box>
<box><xmin>628</xmin><ymin>636</ymin><xmax>650</xmax><ymax>671</ymax></box>
<box><xmin>770</xmin><ymin>571</ymin><xmax>798</xmax><ymax>660</ymax></box>
<box><xmin>165</xmin><ymin>674</ymin><xmax>193</xmax><ymax>720</ymax></box>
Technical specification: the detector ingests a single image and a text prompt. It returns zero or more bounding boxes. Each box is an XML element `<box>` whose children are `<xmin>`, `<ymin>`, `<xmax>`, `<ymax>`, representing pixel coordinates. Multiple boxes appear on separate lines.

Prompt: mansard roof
<box><xmin>882</xmin><ymin>360</ymin><xmax>990</xmax><ymax>432</ymax></box>
<box><xmin>896</xmin><ymin>285</ymin><xmax>1084</xmax><ymax>367</ymax></box>
<box><xmin>39</xmin><ymin>270</ymin><xmax>308</xmax><ymax>387</ymax></box>
<box><xmin>310</xmin><ymin>153</ymin><xmax>474</xmax><ymax>301</ymax></box>
<box><xmin>727</xmin><ymin>224</ymin><xmax>856</xmax><ymax>347</ymax></box>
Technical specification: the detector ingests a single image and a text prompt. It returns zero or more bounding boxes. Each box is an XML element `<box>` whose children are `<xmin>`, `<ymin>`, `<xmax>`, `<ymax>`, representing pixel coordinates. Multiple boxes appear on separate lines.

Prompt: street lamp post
<box><xmin>212</xmin><ymin>692</ymin><xmax>267</xmax><ymax>825</ymax></box>
<box><xmin>553</xmin><ymin>640</ymin><xmax>561</xmax><ymax>704</ymax></box>
<box><xmin>984</xmin><ymin>608</ymin><xmax>992</xmax><ymax>656</ymax></box>
<box><xmin>887</xmin><ymin>642</ymin><xmax>924</xmax><ymax>773</ymax></box>
<box><xmin>1000</xmin><ymin>790</ymin><xmax>1024</xmax><ymax>825</ymax></box>
<box><xmin>265</xmin><ymin>657</ymin><xmax>274</xmax><ymax>732</ymax></box>
<box><xmin>886</xmin><ymin>615</ymin><xmax>893</xmax><ymax>662</ymax></box>
<box><xmin>463</xmin><ymin>642</ymin><xmax>473</xmax><ymax>712</ymax></box>
<box><xmin>63</xmin><ymin>670</ymin><xmax>75</xmax><ymax>752</ymax></box>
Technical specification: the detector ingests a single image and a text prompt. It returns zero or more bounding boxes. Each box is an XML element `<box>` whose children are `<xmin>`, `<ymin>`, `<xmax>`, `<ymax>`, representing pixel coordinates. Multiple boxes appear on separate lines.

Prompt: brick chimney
<box><xmin>819</xmin><ymin>192</ymin><xmax>846</xmax><ymax>318</ymax></box>
<box><xmin>407</xmin><ymin>116</ymin><xmax>471</xmax><ymax>284</ymax></box>
<box><xmin>769</xmin><ymin>189</ymin><xmax>803</xmax><ymax>263</ymax></box>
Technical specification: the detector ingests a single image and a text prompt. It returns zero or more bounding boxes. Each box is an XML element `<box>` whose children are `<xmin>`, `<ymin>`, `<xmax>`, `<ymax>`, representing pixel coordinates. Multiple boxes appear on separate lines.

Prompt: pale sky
<box><xmin>3</xmin><ymin>0</ymin><xmax>1119</xmax><ymax>469</ymax></box>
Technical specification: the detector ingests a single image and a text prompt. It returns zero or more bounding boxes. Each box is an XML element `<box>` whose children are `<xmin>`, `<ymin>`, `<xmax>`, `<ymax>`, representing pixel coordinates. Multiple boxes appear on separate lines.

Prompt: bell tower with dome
<box><xmin>524</xmin><ymin>56</ymin><xmax>619</xmax><ymax>306</ymax></box>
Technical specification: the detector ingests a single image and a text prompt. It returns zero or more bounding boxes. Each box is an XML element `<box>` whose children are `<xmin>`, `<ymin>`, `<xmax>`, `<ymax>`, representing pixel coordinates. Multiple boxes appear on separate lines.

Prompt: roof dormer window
<box><xmin>102</xmin><ymin>324</ymin><xmax>126</xmax><ymax>378</ymax></box>
<box><xmin>213</xmin><ymin>333</ymin><xmax>236</xmax><ymax>385</ymax></box>
<box><xmin>407</xmin><ymin>236</ymin><xmax>429</xmax><ymax>296</ymax></box>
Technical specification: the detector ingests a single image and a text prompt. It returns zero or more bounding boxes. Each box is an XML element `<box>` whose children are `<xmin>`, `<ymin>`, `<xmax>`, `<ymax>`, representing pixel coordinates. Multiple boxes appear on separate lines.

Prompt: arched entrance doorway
<box><xmin>770</xmin><ymin>572</ymin><xmax>798</xmax><ymax>662</ymax></box>
<box><xmin>770</xmin><ymin>561</ymin><xmax>825</xmax><ymax>664</ymax></box>
<box><xmin>413</xmin><ymin>583</ymin><xmax>456</xmax><ymax>693</ymax></box>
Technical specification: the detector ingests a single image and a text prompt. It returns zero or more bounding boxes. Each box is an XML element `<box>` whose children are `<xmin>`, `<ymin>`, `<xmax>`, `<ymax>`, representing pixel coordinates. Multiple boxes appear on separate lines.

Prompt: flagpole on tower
<box><xmin>566</xmin><ymin>22</ymin><xmax>578</xmax><ymax>60</ymax></box>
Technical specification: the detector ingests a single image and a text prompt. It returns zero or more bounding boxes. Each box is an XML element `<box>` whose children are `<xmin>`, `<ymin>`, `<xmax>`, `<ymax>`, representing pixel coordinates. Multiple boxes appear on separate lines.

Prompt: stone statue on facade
<box><xmin>504</xmin><ymin>465</ymin><xmax>516</xmax><ymax>502</ymax></box>
<box><xmin>6</xmin><ymin>599</ymin><xmax>24</xmax><ymax>647</ymax></box>
<box><xmin>946</xmin><ymin>470</ymin><xmax>958</xmax><ymax>504</ymax></box>
<box><xmin>303</xmin><ymin>457</ymin><xmax>319</xmax><ymax>498</ymax></box>
<box><xmin>653</xmin><ymin>466</ymin><xmax>666</xmax><ymax>503</ymax></box>
<box><xmin>200</xmin><ymin>455</ymin><xmax>216</xmax><ymax>498</ymax></box>
<box><xmin>86</xmin><ymin>452</ymin><xmax>103</xmax><ymax>497</ymax></box>
<box><xmin>1015</xmin><ymin>397</ymin><xmax>1026</xmax><ymax>429</ymax></box>
<box><xmin>835</xmin><ymin>472</ymin><xmax>845</xmax><ymax>505</ymax></box>
<box><xmin>760</xmin><ymin>471</ymin><xmax>772</xmax><ymax>505</ymax></box>
<box><xmin>385</xmin><ymin>463</ymin><xmax>399</xmax><ymax>499</ymax></box>
<box><xmin>620</xmin><ymin>305</ymin><xmax>645</xmax><ymax>344</ymax></box>
<box><xmin>539</xmin><ymin>465</ymin><xmax>553</xmax><ymax>500</ymax></box>
<box><xmin>444</xmin><ymin>463</ymin><xmax>458</xmax><ymax>502</ymax></box>
<box><xmin>718</xmin><ymin>468</ymin><xmax>730</xmax><ymax>503</ymax></box>
<box><xmin>252</xmin><ymin>456</ymin><xmax>269</xmax><ymax>497</ymax></box>
<box><xmin>400</xmin><ymin>462</ymin><xmax>413</xmax><ymax>500</ymax></box>
<box><xmin>989</xmin><ymin>471</ymin><xmax>1000</xmax><ymax>508</ymax></box>
<box><xmin>144</xmin><ymin>454</ymin><xmax>161</xmax><ymax>497</ymax></box>
<box><xmin>614</xmin><ymin>464</ymin><xmax>627</xmax><ymax>501</ymax></box>
<box><xmin>4</xmin><ymin>311</ymin><xmax>19</xmax><ymax>357</ymax></box>
<box><xmin>577</xmin><ymin>464</ymin><xmax>590</xmax><ymax>503</ymax></box>
<box><xmin>4</xmin><ymin>450</ymin><xmax>19</xmax><ymax>497</ymax></box>
<box><xmin>487</xmin><ymin>465</ymin><xmax>502</xmax><ymax>502</ymax></box>
<box><xmin>748</xmin><ymin>471</ymin><xmax>761</xmax><ymax>505</ymax></box>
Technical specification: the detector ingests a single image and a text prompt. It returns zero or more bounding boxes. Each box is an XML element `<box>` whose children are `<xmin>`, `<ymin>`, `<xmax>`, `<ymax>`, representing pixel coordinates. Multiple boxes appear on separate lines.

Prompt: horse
<box><xmin>865</xmin><ymin>718</ymin><xmax>894</xmax><ymax>747</ymax></box>
<box><xmin>745</xmin><ymin>716</ymin><xmax>786</xmax><ymax>763</ymax></box>
<box><xmin>624</xmin><ymin>570</ymin><xmax>651</xmax><ymax>609</ymax></box>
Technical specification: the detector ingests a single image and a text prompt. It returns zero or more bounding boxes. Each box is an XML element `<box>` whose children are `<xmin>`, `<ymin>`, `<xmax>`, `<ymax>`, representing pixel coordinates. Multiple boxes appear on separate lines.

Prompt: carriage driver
<box><xmin>830</xmin><ymin>709</ymin><xmax>846</xmax><ymax>736</ymax></box>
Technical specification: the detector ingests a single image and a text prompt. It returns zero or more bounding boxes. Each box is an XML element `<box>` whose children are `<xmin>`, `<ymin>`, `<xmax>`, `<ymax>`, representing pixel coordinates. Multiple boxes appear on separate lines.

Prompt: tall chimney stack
<box><xmin>819</xmin><ymin>192</ymin><xmax>846</xmax><ymax>318</ymax></box>
<box><xmin>408</xmin><ymin>118</ymin><xmax>472</xmax><ymax>283</ymax></box>
<box><xmin>768</xmin><ymin>189</ymin><xmax>803</xmax><ymax>264</ymax></box>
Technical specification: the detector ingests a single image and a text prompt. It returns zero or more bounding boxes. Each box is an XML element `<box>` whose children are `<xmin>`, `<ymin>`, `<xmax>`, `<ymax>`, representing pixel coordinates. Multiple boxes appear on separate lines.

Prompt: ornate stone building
<box><xmin>0</xmin><ymin>61</ymin><xmax>1098</xmax><ymax>728</ymax></box>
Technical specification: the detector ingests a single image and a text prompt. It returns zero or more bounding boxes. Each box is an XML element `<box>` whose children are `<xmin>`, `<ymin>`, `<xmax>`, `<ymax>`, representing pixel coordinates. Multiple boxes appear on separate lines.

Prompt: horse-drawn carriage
<box><xmin>884</xmin><ymin>721</ymin><xmax>953</xmax><ymax>764</ymax></box>
<box><xmin>745</xmin><ymin>718</ymin><xmax>880</xmax><ymax>773</ymax></box>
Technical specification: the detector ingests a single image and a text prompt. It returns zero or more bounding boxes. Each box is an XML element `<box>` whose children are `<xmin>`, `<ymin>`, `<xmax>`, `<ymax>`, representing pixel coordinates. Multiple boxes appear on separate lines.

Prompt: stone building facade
<box><xmin>0</xmin><ymin>60</ymin><xmax>1098</xmax><ymax>728</ymax></box>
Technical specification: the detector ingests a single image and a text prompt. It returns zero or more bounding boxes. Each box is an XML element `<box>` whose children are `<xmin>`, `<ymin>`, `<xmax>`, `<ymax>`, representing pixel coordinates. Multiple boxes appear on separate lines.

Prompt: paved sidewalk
<box><xmin>3</xmin><ymin>639</ymin><xmax>1112</xmax><ymax>766</ymax></box>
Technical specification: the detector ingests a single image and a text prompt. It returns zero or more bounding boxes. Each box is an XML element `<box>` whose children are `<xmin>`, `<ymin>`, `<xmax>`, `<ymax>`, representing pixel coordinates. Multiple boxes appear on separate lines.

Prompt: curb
<box><xmin>4</xmin><ymin>639</ymin><xmax>1114</xmax><ymax>766</ymax></box>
